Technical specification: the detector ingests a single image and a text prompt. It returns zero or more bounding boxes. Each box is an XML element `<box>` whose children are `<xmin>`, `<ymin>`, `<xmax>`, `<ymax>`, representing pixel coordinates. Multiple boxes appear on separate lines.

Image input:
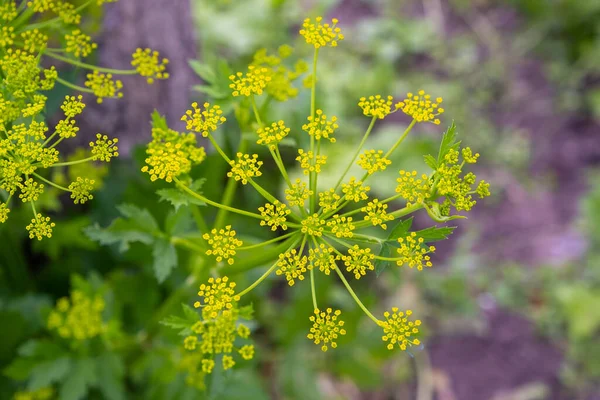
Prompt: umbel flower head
<box><xmin>47</xmin><ymin>289</ymin><xmax>105</xmax><ymax>340</ymax></box>
<box><xmin>1</xmin><ymin>0</ymin><xmax>171</xmax><ymax>240</ymax></box>
<box><xmin>149</xmin><ymin>15</ymin><xmax>490</xmax><ymax>366</ymax></box>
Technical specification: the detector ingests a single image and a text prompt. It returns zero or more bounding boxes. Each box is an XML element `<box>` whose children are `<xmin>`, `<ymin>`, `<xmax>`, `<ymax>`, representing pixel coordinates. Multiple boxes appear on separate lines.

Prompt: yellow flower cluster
<box><xmin>308</xmin><ymin>244</ymin><xmax>337</xmax><ymax>275</ymax></box>
<box><xmin>296</xmin><ymin>149</ymin><xmax>326</xmax><ymax>175</ymax></box>
<box><xmin>341</xmin><ymin>177</ymin><xmax>370</xmax><ymax>202</ymax></box>
<box><xmin>301</xmin><ymin>214</ymin><xmax>325</xmax><ymax>237</ymax></box>
<box><xmin>257</xmin><ymin>120</ymin><xmax>290</xmax><ymax>150</ymax></box>
<box><xmin>131</xmin><ymin>48</ymin><xmax>170</xmax><ymax>84</ymax></box>
<box><xmin>259</xmin><ymin>201</ymin><xmax>291</xmax><ymax>231</ymax></box>
<box><xmin>396</xmin><ymin>232</ymin><xmax>435</xmax><ymax>270</ymax></box>
<box><xmin>13</xmin><ymin>387</ymin><xmax>54</xmax><ymax>400</ymax></box>
<box><xmin>302</xmin><ymin>109</ymin><xmax>338</xmax><ymax>142</ymax></box>
<box><xmin>90</xmin><ymin>134</ymin><xmax>119</xmax><ymax>162</ymax></box>
<box><xmin>300</xmin><ymin>17</ymin><xmax>344</xmax><ymax>48</ymax></box>
<box><xmin>285</xmin><ymin>178</ymin><xmax>313</xmax><ymax>207</ymax></box>
<box><xmin>358</xmin><ymin>95</ymin><xmax>394</xmax><ymax>119</ymax></box>
<box><xmin>342</xmin><ymin>245</ymin><xmax>375</xmax><ymax>279</ymax></box>
<box><xmin>182</xmin><ymin>277</ymin><xmax>254</xmax><ymax>385</ymax></box>
<box><xmin>227</xmin><ymin>153</ymin><xmax>263</xmax><ymax>184</ymax></box>
<box><xmin>142</xmin><ymin>122</ymin><xmax>206</xmax><ymax>182</ymax></box>
<box><xmin>396</xmin><ymin>170</ymin><xmax>431</xmax><ymax>207</ymax></box>
<box><xmin>276</xmin><ymin>249</ymin><xmax>310</xmax><ymax>286</ymax></box>
<box><xmin>229</xmin><ymin>65</ymin><xmax>272</xmax><ymax>97</ymax></box>
<box><xmin>361</xmin><ymin>199</ymin><xmax>394</xmax><ymax>229</ymax></box>
<box><xmin>47</xmin><ymin>290</ymin><xmax>105</xmax><ymax>340</ymax></box>
<box><xmin>64</xmin><ymin>29</ymin><xmax>97</xmax><ymax>57</ymax></box>
<box><xmin>26</xmin><ymin>213</ymin><xmax>55</xmax><ymax>241</ymax></box>
<box><xmin>84</xmin><ymin>71</ymin><xmax>123</xmax><ymax>103</ymax></box>
<box><xmin>357</xmin><ymin>149</ymin><xmax>391</xmax><ymax>174</ymax></box>
<box><xmin>380</xmin><ymin>308</ymin><xmax>421</xmax><ymax>351</ymax></box>
<box><xmin>250</xmin><ymin>46</ymin><xmax>307</xmax><ymax>102</ymax></box>
<box><xmin>307</xmin><ymin>308</ymin><xmax>346</xmax><ymax>351</ymax></box>
<box><xmin>202</xmin><ymin>226</ymin><xmax>243</xmax><ymax>265</ymax></box>
<box><xmin>395</xmin><ymin>90</ymin><xmax>444</xmax><ymax>124</ymax></box>
<box><xmin>318</xmin><ymin>188</ymin><xmax>341</xmax><ymax>213</ymax></box>
<box><xmin>21</xmin><ymin>29</ymin><xmax>48</xmax><ymax>53</ymax></box>
<box><xmin>181</xmin><ymin>102</ymin><xmax>226</xmax><ymax>137</ymax></box>
<box><xmin>68</xmin><ymin>177</ymin><xmax>95</xmax><ymax>204</ymax></box>
<box><xmin>326</xmin><ymin>215</ymin><xmax>355</xmax><ymax>238</ymax></box>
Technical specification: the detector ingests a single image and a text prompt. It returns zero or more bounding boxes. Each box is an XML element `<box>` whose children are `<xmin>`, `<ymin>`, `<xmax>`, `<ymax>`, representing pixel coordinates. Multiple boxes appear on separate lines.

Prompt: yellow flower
<box><xmin>68</xmin><ymin>177</ymin><xmax>95</xmax><ymax>204</ymax></box>
<box><xmin>184</xmin><ymin>335</ymin><xmax>198</xmax><ymax>350</ymax></box>
<box><xmin>380</xmin><ymin>308</ymin><xmax>421</xmax><ymax>351</ymax></box>
<box><xmin>90</xmin><ymin>133</ymin><xmax>119</xmax><ymax>162</ymax></box>
<box><xmin>357</xmin><ymin>150</ymin><xmax>391</xmax><ymax>174</ymax></box>
<box><xmin>361</xmin><ymin>199</ymin><xmax>394</xmax><ymax>229</ymax></box>
<box><xmin>61</xmin><ymin>95</ymin><xmax>86</xmax><ymax>118</ymax></box>
<box><xmin>476</xmin><ymin>180</ymin><xmax>491</xmax><ymax>198</ymax></box>
<box><xmin>131</xmin><ymin>48</ymin><xmax>169</xmax><ymax>84</ymax></box>
<box><xmin>222</xmin><ymin>355</ymin><xmax>235</xmax><ymax>370</ymax></box>
<box><xmin>395</xmin><ymin>90</ymin><xmax>444</xmax><ymax>124</ymax></box>
<box><xmin>229</xmin><ymin>65</ymin><xmax>271</xmax><ymax>97</ymax></box>
<box><xmin>341</xmin><ymin>177</ymin><xmax>370</xmax><ymax>202</ymax></box>
<box><xmin>55</xmin><ymin>119</ymin><xmax>78</xmax><ymax>139</ymax></box>
<box><xmin>396</xmin><ymin>232</ymin><xmax>435</xmax><ymax>270</ymax></box>
<box><xmin>301</xmin><ymin>214</ymin><xmax>325</xmax><ymax>237</ymax></box>
<box><xmin>326</xmin><ymin>214</ymin><xmax>355</xmax><ymax>238</ymax></box>
<box><xmin>396</xmin><ymin>170</ymin><xmax>431</xmax><ymax>207</ymax></box>
<box><xmin>302</xmin><ymin>109</ymin><xmax>338</xmax><ymax>142</ymax></box>
<box><xmin>285</xmin><ymin>178</ymin><xmax>313</xmax><ymax>207</ymax></box>
<box><xmin>20</xmin><ymin>29</ymin><xmax>48</xmax><ymax>53</ymax></box>
<box><xmin>47</xmin><ymin>290</ymin><xmax>105</xmax><ymax>340</ymax></box>
<box><xmin>180</xmin><ymin>102</ymin><xmax>226</xmax><ymax>137</ymax></box>
<box><xmin>276</xmin><ymin>249</ymin><xmax>309</xmax><ymax>286</ymax></box>
<box><xmin>26</xmin><ymin>213</ymin><xmax>55</xmax><ymax>240</ymax></box>
<box><xmin>318</xmin><ymin>188</ymin><xmax>341</xmax><ymax>213</ymax></box>
<box><xmin>202</xmin><ymin>226</ymin><xmax>243</xmax><ymax>265</ymax></box>
<box><xmin>201</xmin><ymin>359</ymin><xmax>215</xmax><ymax>374</ymax></box>
<box><xmin>308</xmin><ymin>243</ymin><xmax>337</xmax><ymax>275</ymax></box>
<box><xmin>194</xmin><ymin>276</ymin><xmax>240</xmax><ymax>318</ymax></box>
<box><xmin>18</xmin><ymin>178</ymin><xmax>44</xmax><ymax>202</ymax></box>
<box><xmin>239</xmin><ymin>344</ymin><xmax>254</xmax><ymax>360</ymax></box>
<box><xmin>358</xmin><ymin>95</ymin><xmax>393</xmax><ymax>119</ymax></box>
<box><xmin>296</xmin><ymin>149</ymin><xmax>326</xmax><ymax>175</ymax></box>
<box><xmin>257</xmin><ymin>120</ymin><xmax>290</xmax><ymax>149</ymax></box>
<box><xmin>0</xmin><ymin>1</ymin><xmax>17</xmax><ymax>21</ymax></box>
<box><xmin>307</xmin><ymin>308</ymin><xmax>346</xmax><ymax>351</ymax></box>
<box><xmin>227</xmin><ymin>153</ymin><xmax>263</xmax><ymax>184</ymax></box>
<box><xmin>259</xmin><ymin>200</ymin><xmax>291</xmax><ymax>231</ymax></box>
<box><xmin>462</xmin><ymin>147</ymin><xmax>480</xmax><ymax>163</ymax></box>
<box><xmin>0</xmin><ymin>204</ymin><xmax>10</xmax><ymax>223</ymax></box>
<box><xmin>0</xmin><ymin>27</ymin><xmax>15</xmax><ymax>48</ymax></box>
<box><xmin>65</xmin><ymin>30</ymin><xmax>97</xmax><ymax>57</ymax></box>
<box><xmin>300</xmin><ymin>17</ymin><xmax>344</xmax><ymax>48</ymax></box>
<box><xmin>84</xmin><ymin>71</ymin><xmax>123</xmax><ymax>103</ymax></box>
<box><xmin>341</xmin><ymin>245</ymin><xmax>374</xmax><ymax>279</ymax></box>
<box><xmin>13</xmin><ymin>387</ymin><xmax>54</xmax><ymax>400</ymax></box>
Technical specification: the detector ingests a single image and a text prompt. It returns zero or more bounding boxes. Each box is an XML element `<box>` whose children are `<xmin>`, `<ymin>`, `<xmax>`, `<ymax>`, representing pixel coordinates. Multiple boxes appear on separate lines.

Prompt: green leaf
<box><xmin>436</xmin><ymin>121</ymin><xmax>461</xmax><ymax>165</ymax></box>
<box><xmin>116</xmin><ymin>204</ymin><xmax>159</xmax><ymax>233</ymax></box>
<box><xmin>181</xmin><ymin>303</ymin><xmax>200</xmax><ymax>322</ymax></box>
<box><xmin>96</xmin><ymin>353</ymin><xmax>125</xmax><ymax>400</ymax></box>
<box><xmin>159</xmin><ymin>304</ymin><xmax>199</xmax><ymax>335</ymax></box>
<box><xmin>84</xmin><ymin>221</ymin><xmax>154</xmax><ymax>252</ymax></box>
<box><xmin>151</xmin><ymin>110</ymin><xmax>169</xmax><ymax>131</ymax></box>
<box><xmin>3</xmin><ymin>358</ymin><xmax>37</xmax><ymax>381</ymax></box>
<box><xmin>189</xmin><ymin>60</ymin><xmax>217</xmax><ymax>83</ymax></box>
<box><xmin>59</xmin><ymin>358</ymin><xmax>97</xmax><ymax>400</ymax></box>
<box><xmin>388</xmin><ymin>217</ymin><xmax>414</xmax><ymax>240</ymax></box>
<box><xmin>423</xmin><ymin>154</ymin><xmax>438</xmax><ymax>170</ymax></box>
<box><xmin>238</xmin><ymin>304</ymin><xmax>254</xmax><ymax>320</ymax></box>
<box><xmin>165</xmin><ymin>208</ymin><xmax>194</xmax><ymax>236</ymax></box>
<box><xmin>28</xmin><ymin>357</ymin><xmax>71</xmax><ymax>391</ymax></box>
<box><xmin>156</xmin><ymin>179</ymin><xmax>206</xmax><ymax>211</ymax></box>
<box><xmin>375</xmin><ymin>242</ymin><xmax>394</xmax><ymax>276</ymax></box>
<box><xmin>414</xmin><ymin>225</ymin><xmax>457</xmax><ymax>242</ymax></box>
<box><xmin>153</xmin><ymin>239</ymin><xmax>177</xmax><ymax>283</ymax></box>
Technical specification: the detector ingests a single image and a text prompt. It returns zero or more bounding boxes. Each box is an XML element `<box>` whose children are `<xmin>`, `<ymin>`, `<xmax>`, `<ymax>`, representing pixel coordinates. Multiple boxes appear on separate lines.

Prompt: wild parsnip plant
<box><xmin>0</xmin><ymin>0</ymin><xmax>168</xmax><ymax>239</ymax></box>
<box><xmin>140</xmin><ymin>16</ymin><xmax>490</xmax><ymax>386</ymax></box>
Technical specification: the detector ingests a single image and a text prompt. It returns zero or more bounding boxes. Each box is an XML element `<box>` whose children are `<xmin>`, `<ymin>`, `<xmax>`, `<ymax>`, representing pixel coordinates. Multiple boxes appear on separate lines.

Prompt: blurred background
<box><xmin>2</xmin><ymin>0</ymin><xmax>600</xmax><ymax>399</ymax></box>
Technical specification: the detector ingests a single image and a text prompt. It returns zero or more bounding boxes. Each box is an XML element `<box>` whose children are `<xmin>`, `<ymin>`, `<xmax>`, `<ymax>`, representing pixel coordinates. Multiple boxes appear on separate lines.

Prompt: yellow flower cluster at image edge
<box><xmin>143</xmin><ymin>16</ymin><xmax>490</xmax><ymax>371</ymax></box>
<box><xmin>0</xmin><ymin>0</ymin><xmax>171</xmax><ymax>239</ymax></box>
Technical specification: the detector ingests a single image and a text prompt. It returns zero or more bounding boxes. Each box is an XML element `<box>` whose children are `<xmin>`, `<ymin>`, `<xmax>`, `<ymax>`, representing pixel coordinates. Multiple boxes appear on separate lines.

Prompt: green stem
<box><xmin>236</xmin><ymin>235</ymin><xmax>301</xmax><ymax>297</ymax></box>
<box><xmin>44</xmin><ymin>50</ymin><xmax>138</xmax><ymax>75</ymax></box>
<box><xmin>332</xmin><ymin>116</ymin><xmax>377</xmax><ymax>193</ymax></box>
<box><xmin>238</xmin><ymin>231</ymin><xmax>296</xmax><ymax>251</ymax></box>
<box><xmin>321</xmin><ymin>237</ymin><xmax>381</xmax><ymax>324</ymax></box>
<box><xmin>309</xmin><ymin>48</ymin><xmax>319</xmax><ymax>214</ymax></box>
<box><xmin>55</xmin><ymin>76</ymin><xmax>95</xmax><ymax>94</ymax></box>
<box><xmin>213</xmin><ymin>137</ymin><xmax>248</xmax><ymax>230</ymax></box>
<box><xmin>174</xmin><ymin>178</ymin><xmax>263</xmax><ymax>220</ymax></box>
<box><xmin>310</xmin><ymin>268</ymin><xmax>318</xmax><ymax>310</ymax></box>
<box><xmin>32</xmin><ymin>172</ymin><xmax>70</xmax><ymax>192</ymax></box>
<box><xmin>171</xmin><ymin>236</ymin><xmax>207</xmax><ymax>253</ymax></box>
<box><xmin>17</xmin><ymin>0</ymin><xmax>95</xmax><ymax>32</ymax></box>
<box><xmin>47</xmin><ymin>156</ymin><xmax>96</xmax><ymax>168</ymax></box>
<box><xmin>220</xmin><ymin>235</ymin><xmax>298</xmax><ymax>275</ymax></box>
<box><xmin>250</xmin><ymin>95</ymin><xmax>263</xmax><ymax>127</ymax></box>
<box><xmin>384</xmin><ymin>119</ymin><xmax>417</xmax><ymax>159</ymax></box>
<box><xmin>190</xmin><ymin>204</ymin><xmax>210</xmax><ymax>233</ymax></box>
<box><xmin>206</xmin><ymin>133</ymin><xmax>231</xmax><ymax>163</ymax></box>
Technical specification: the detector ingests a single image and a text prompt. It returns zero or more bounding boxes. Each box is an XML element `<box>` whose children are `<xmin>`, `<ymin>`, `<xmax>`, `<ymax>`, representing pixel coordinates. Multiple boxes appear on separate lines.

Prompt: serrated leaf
<box><xmin>151</xmin><ymin>110</ymin><xmax>169</xmax><ymax>131</ymax></box>
<box><xmin>153</xmin><ymin>239</ymin><xmax>177</xmax><ymax>283</ymax></box>
<box><xmin>156</xmin><ymin>179</ymin><xmax>206</xmax><ymax>211</ymax></box>
<box><xmin>423</xmin><ymin>154</ymin><xmax>438</xmax><ymax>170</ymax></box>
<box><xmin>436</xmin><ymin>121</ymin><xmax>461</xmax><ymax>165</ymax></box>
<box><xmin>116</xmin><ymin>204</ymin><xmax>159</xmax><ymax>233</ymax></box>
<box><xmin>3</xmin><ymin>358</ymin><xmax>37</xmax><ymax>381</ymax></box>
<box><xmin>181</xmin><ymin>303</ymin><xmax>200</xmax><ymax>322</ymax></box>
<box><xmin>414</xmin><ymin>225</ymin><xmax>457</xmax><ymax>242</ymax></box>
<box><xmin>238</xmin><ymin>304</ymin><xmax>254</xmax><ymax>320</ymax></box>
<box><xmin>84</xmin><ymin>221</ymin><xmax>154</xmax><ymax>253</ymax></box>
<box><xmin>375</xmin><ymin>243</ymin><xmax>394</xmax><ymax>276</ymax></box>
<box><xmin>59</xmin><ymin>358</ymin><xmax>97</xmax><ymax>400</ymax></box>
<box><xmin>388</xmin><ymin>217</ymin><xmax>414</xmax><ymax>240</ymax></box>
<box><xmin>28</xmin><ymin>357</ymin><xmax>71</xmax><ymax>391</ymax></box>
<box><xmin>189</xmin><ymin>60</ymin><xmax>217</xmax><ymax>83</ymax></box>
<box><xmin>159</xmin><ymin>315</ymin><xmax>193</xmax><ymax>331</ymax></box>
<box><xmin>97</xmin><ymin>353</ymin><xmax>125</xmax><ymax>400</ymax></box>
<box><xmin>165</xmin><ymin>208</ymin><xmax>194</xmax><ymax>236</ymax></box>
